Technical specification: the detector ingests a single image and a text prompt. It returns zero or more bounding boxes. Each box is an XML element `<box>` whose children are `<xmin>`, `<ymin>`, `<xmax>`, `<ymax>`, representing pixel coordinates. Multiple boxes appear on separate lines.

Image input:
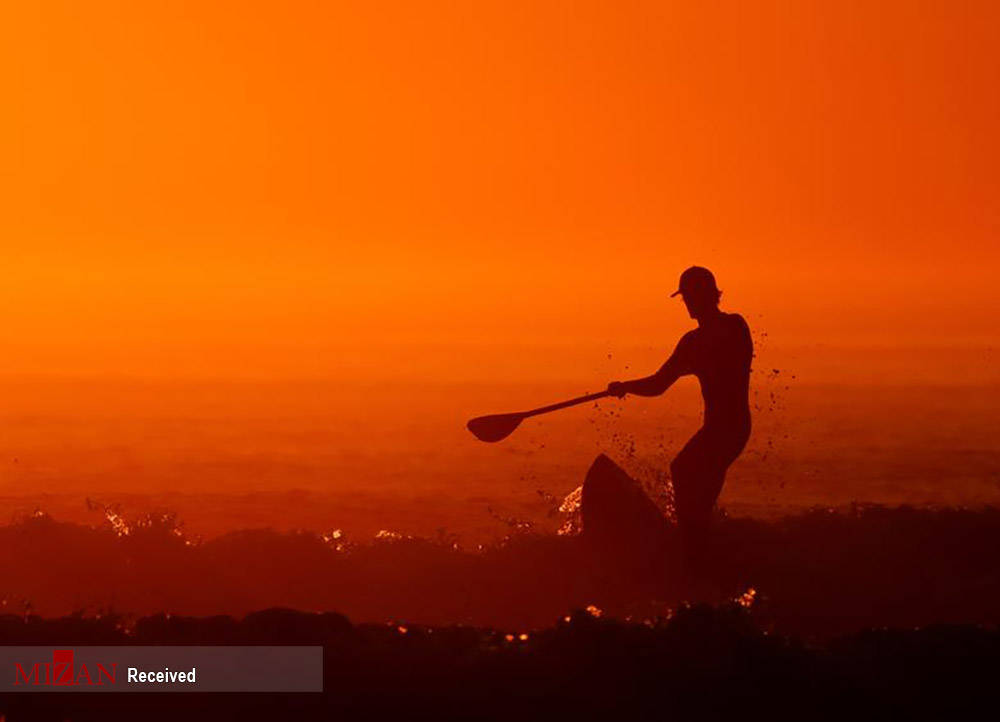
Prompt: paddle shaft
<box><xmin>518</xmin><ymin>390</ymin><xmax>612</xmax><ymax>419</ymax></box>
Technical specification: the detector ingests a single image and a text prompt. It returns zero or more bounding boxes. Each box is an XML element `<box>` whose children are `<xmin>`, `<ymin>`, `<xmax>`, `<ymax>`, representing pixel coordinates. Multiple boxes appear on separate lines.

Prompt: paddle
<box><xmin>467</xmin><ymin>389</ymin><xmax>612</xmax><ymax>442</ymax></box>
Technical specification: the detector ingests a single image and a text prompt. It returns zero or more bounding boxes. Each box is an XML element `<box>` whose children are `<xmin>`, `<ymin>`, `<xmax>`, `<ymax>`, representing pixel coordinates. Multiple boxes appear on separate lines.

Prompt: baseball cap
<box><xmin>670</xmin><ymin>266</ymin><xmax>718</xmax><ymax>297</ymax></box>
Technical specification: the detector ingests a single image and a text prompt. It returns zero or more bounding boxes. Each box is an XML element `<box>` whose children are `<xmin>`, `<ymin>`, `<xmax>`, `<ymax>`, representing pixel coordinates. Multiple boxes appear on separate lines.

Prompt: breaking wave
<box><xmin>2</xmin><ymin>503</ymin><xmax>999</xmax><ymax>638</ymax></box>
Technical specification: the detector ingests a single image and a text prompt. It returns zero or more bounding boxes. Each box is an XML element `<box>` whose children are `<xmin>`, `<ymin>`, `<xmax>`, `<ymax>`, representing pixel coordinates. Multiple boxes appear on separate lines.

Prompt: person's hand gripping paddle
<box><xmin>466</xmin><ymin>388</ymin><xmax>618</xmax><ymax>443</ymax></box>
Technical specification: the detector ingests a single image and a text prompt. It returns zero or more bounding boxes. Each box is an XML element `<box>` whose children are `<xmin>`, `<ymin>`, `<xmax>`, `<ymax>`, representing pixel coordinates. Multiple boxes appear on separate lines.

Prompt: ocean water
<box><xmin>0</xmin><ymin>377</ymin><xmax>997</xmax><ymax>542</ymax></box>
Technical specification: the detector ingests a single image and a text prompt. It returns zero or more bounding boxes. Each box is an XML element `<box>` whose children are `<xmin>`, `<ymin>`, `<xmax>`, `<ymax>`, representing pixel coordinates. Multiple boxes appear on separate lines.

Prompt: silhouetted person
<box><xmin>606</xmin><ymin>266</ymin><xmax>752</xmax><ymax>554</ymax></box>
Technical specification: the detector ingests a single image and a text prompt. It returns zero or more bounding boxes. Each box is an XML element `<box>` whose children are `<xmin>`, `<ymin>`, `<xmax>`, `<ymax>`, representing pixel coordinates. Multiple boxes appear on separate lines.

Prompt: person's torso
<box><xmin>681</xmin><ymin>312</ymin><xmax>753</xmax><ymax>432</ymax></box>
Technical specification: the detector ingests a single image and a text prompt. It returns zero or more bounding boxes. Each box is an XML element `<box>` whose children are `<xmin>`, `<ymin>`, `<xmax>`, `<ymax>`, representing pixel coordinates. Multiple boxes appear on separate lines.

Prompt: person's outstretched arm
<box><xmin>607</xmin><ymin>335</ymin><xmax>692</xmax><ymax>398</ymax></box>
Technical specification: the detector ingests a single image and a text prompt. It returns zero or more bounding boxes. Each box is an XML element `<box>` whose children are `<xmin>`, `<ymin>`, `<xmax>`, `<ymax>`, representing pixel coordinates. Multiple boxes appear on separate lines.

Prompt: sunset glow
<box><xmin>1</xmin><ymin>1</ymin><xmax>997</xmax><ymax>384</ymax></box>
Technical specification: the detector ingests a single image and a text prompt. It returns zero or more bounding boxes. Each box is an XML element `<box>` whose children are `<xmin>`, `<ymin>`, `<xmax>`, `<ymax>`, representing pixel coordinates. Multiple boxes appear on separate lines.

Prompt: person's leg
<box><xmin>670</xmin><ymin>431</ymin><xmax>729</xmax><ymax>583</ymax></box>
<box><xmin>671</xmin><ymin>432</ymin><xmax>714</xmax><ymax>529</ymax></box>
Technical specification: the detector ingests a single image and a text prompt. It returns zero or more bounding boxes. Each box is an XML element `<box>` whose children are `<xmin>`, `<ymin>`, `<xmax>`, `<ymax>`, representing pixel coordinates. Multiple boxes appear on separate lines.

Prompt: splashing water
<box><xmin>558</xmin><ymin>486</ymin><xmax>582</xmax><ymax>514</ymax></box>
<box><xmin>321</xmin><ymin>528</ymin><xmax>350</xmax><ymax>552</ymax></box>
<box><xmin>556</xmin><ymin>485</ymin><xmax>583</xmax><ymax>536</ymax></box>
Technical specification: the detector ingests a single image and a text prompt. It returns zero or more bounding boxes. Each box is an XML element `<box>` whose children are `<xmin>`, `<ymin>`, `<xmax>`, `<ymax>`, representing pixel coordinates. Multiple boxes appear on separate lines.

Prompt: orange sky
<box><xmin>1</xmin><ymin>1</ymin><xmax>998</xmax><ymax>381</ymax></box>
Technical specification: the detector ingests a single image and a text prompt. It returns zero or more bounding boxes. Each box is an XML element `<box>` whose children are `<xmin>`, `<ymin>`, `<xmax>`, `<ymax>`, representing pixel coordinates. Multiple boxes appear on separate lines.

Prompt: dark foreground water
<box><xmin>1</xmin><ymin>506</ymin><xmax>998</xmax><ymax>720</ymax></box>
<box><xmin>1</xmin><ymin>605</ymin><xmax>997</xmax><ymax>721</ymax></box>
<box><xmin>2</xmin><ymin>505</ymin><xmax>999</xmax><ymax>636</ymax></box>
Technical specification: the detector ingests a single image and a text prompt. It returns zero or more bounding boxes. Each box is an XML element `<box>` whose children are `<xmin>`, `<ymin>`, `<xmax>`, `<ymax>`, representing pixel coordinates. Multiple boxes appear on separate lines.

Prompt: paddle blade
<box><xmin>467</xmin><ymin>413</ymin><xmax>523</xmax><ymax>443</ymax></box>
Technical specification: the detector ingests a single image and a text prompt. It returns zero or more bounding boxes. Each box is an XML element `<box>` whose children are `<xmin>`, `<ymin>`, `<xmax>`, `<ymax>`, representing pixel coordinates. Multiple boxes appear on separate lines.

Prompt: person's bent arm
<box><xmin>607</xmin><ymin>337</ymin><xmax>691</xmax><ymax>398</ymax></box>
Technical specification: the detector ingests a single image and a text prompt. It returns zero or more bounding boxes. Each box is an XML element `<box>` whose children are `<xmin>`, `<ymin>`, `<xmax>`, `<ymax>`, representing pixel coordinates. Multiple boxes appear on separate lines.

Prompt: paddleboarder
<box><xmin>606</xmin><ymin>266</ymin><xmax>753</xmax><ymax>545</ymax></box>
